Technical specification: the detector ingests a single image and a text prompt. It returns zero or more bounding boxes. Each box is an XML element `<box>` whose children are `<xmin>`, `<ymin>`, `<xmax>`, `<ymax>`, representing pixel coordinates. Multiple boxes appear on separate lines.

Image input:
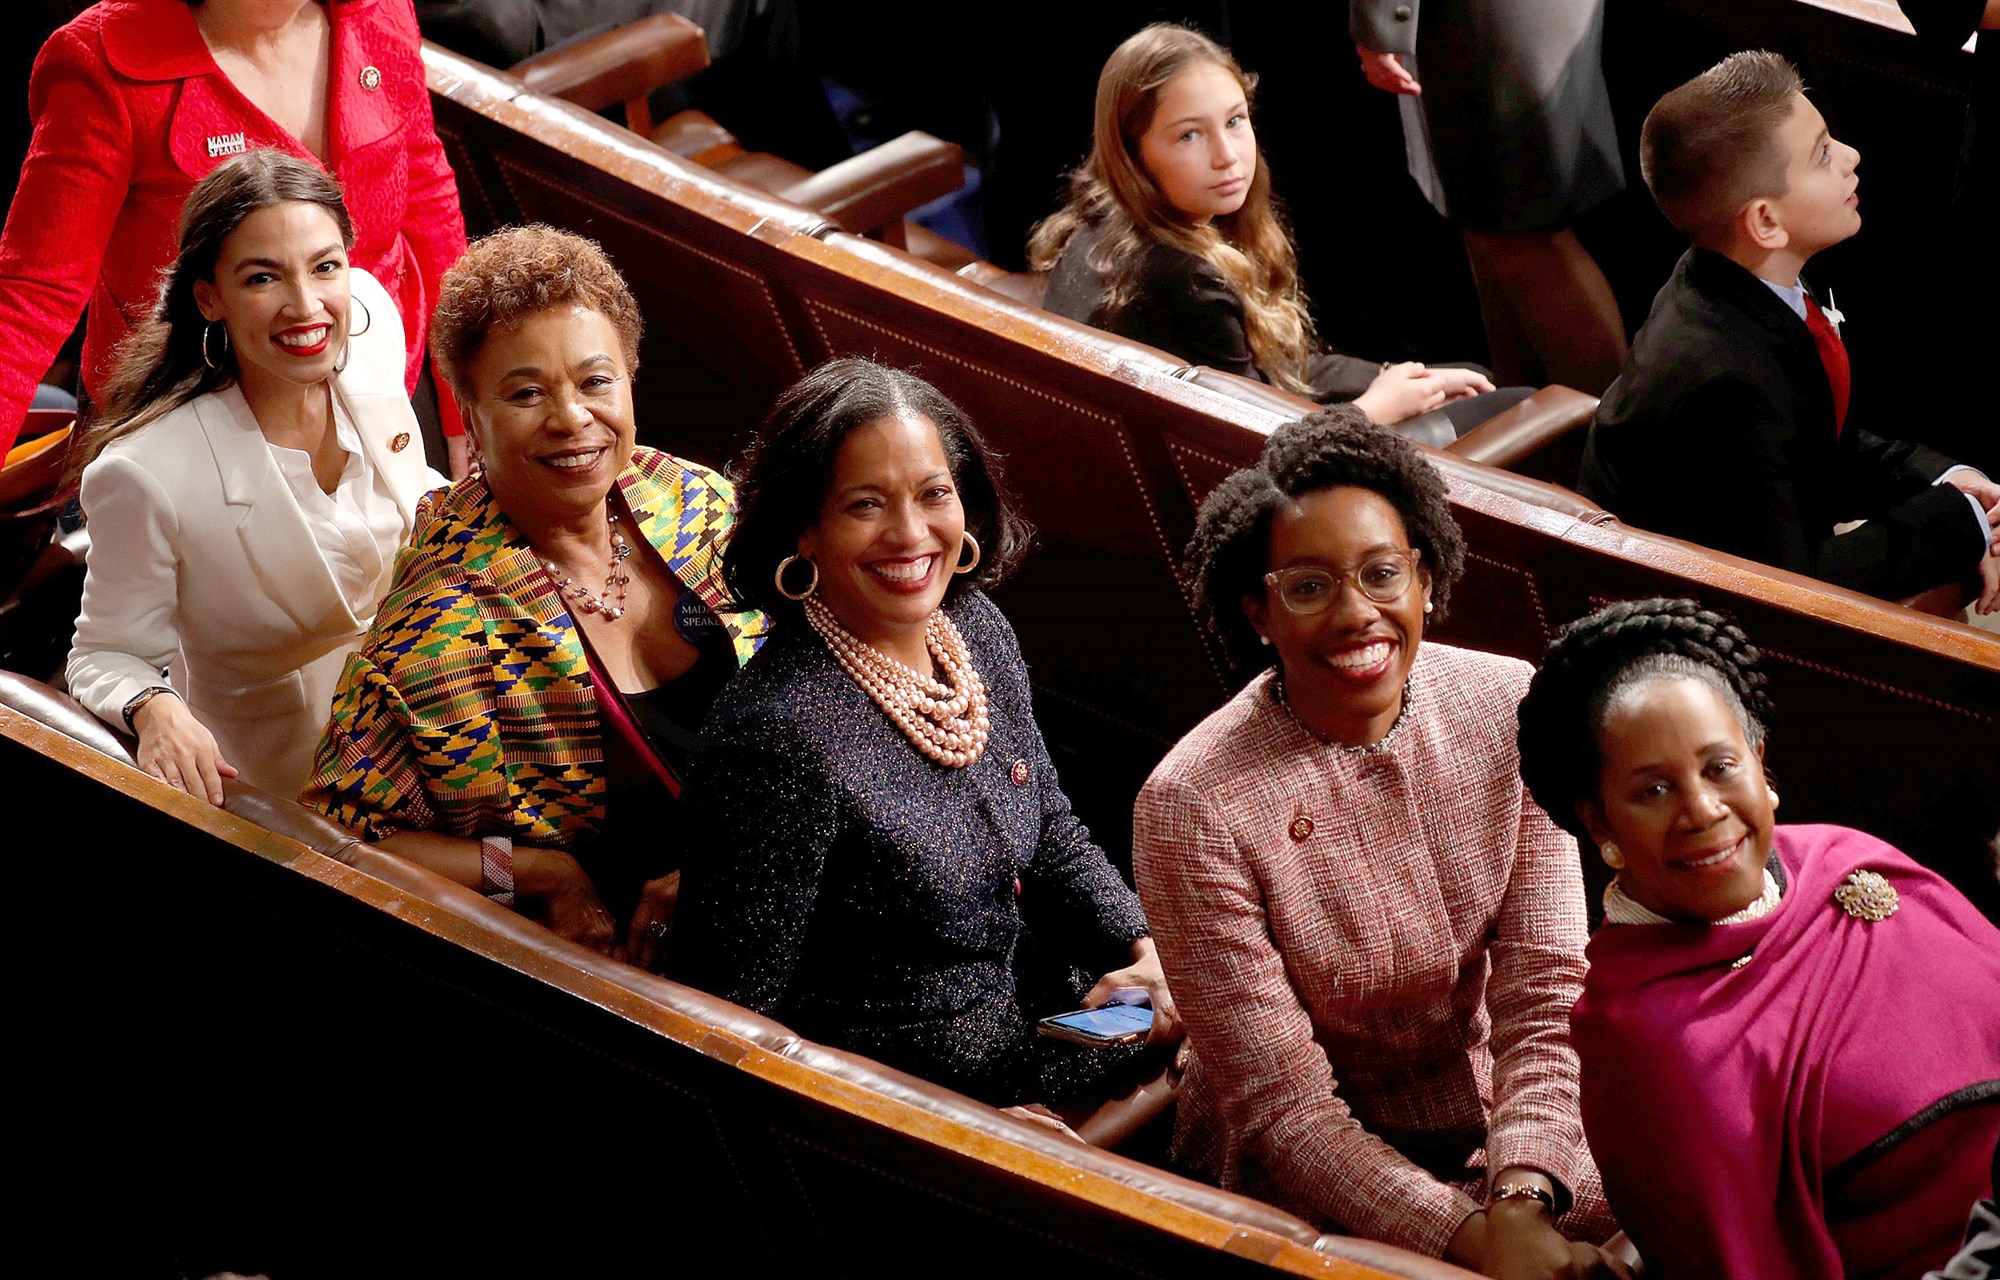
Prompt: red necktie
<box><xmin>1804</xmin><ymin>293</ymin><xmax>1850</xmax><ymax>438</ymax></box>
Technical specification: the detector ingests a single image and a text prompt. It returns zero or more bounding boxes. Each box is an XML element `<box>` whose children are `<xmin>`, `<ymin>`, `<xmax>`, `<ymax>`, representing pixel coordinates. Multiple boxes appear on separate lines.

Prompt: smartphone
<box><xmin>1037</xmin><ymin>1002</ymin><xmax>1154</xmax><ymax>1047</ymax></box>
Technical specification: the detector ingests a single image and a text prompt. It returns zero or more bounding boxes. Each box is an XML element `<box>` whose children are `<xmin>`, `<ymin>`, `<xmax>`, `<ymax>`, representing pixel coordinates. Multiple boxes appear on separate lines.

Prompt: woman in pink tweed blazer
<box><xmin>1133</xmin><ymin>408</ymin><xmax>1624</xmax><ymax>1277</ymax></box>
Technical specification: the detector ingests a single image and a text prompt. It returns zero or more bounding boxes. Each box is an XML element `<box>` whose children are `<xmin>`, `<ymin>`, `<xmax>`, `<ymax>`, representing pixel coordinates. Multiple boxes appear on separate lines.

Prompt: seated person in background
<box><xmin>1031</xmin><ymin>24</ymin><xmax>1530</xmax><ymax>448</ymax></box>
<box><xmin>672</xmin><ymin>358</ymin><xmax>1182</xmax><ymax>1113</ymax></box>
<box><xmin>1517</xmin><ymin>596</ymin><xmax>2000</xmax><ymax>1279</ymax></box>
<box><xmin>68</xmin><ymin>152</ymin><xmax>443</xmax><ymax>805</ymax></box>
<box><xmin>1581</xmin><ymin>51</ymin><xmax>1999</xmax><ymax>611</ymax></box>
<box><xmin>304</xmin><ymin>225</ymin><xmax>768</xmax><ymax>966</ymax></box>
<box><xmin>1134</xmin><ymin>407</ymin><xmax>1624</xmax><ymax>1276</ymax></box>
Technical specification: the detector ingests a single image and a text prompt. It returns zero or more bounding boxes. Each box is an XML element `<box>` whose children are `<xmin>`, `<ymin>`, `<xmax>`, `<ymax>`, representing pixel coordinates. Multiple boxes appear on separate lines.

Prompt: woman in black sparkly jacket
<box><xmin>672</xmin><ymin>359</ymin><xmax>1181</xmax><ymax>1109</ymax></box>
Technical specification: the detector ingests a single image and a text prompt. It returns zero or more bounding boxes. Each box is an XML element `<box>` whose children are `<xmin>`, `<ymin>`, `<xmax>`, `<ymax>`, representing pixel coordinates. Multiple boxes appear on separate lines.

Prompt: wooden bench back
<box><xmin>0</xmin><ymin>695</ymin><xmax>1475</xmax><ymax>1280</ymax></box>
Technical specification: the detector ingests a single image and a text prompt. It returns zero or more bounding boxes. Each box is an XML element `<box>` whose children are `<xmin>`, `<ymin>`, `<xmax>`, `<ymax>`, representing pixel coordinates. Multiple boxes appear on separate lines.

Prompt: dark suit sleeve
<box><xmin>1682</xmin><ymin>378</ymin><xmax>1985</xmax><ymax>594</ymax></box>
<box><xmin>1838</xmin><ymin>427</ymin><xmax>1960</xmax><ymax>508</ymax></box>
<box><xmin>1351</xmin><ymin>0</ymin><xmax>1420</xmax><ymax>54</ymax></box>
<box><xmin>1116</xmin><ymin>258</ymin><xmax>1263</xmax><ymax>381</ymax></box>
<box><xmin>671</xmin><ymin>710</ymin><xmax>840</xmax><ymax>1014</ymax></box>
<box><xmin>1307</xmin><ymin>351</ymin><xmax>1387</xmax><ymax>401</ymax></box>
<box><xmin>1896</xmin><ymin>0</ymin><xmax>1986</xmax><ymax>53</ymax></box>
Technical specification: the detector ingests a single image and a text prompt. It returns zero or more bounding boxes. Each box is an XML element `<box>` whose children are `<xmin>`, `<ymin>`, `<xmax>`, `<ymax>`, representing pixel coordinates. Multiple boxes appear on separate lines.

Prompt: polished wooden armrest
<box><xmin>1896</xmin><ymin>577</ymin><xmax>1975</xmax><ymax>619</ymax></box>
<box><xmin>0</xmin><ymin>424</ymin><xmax>73</xmax><ymax>510</ymax></box>
<box><xmin>511</xmin><ymin>12</ymin><xmax>710</xmax><ymax>134</ymax></box>
<box><xmin>1443</xmin><ymin>384</ymin><xmax>1598</xmax><ymax>471</ymax></box>
<box><xmin>780</xmin><ymin>132</ymin><xmax>964</xmax><ymax>240</ymax></box>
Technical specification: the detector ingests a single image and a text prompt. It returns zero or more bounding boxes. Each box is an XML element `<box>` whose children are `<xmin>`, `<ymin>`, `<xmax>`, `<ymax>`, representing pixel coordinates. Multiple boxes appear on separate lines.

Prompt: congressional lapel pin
<box><xmin>205</xmin><ymin>132</ymin><xmax>247</xmax><ymax>159</ymax></box>
<box><xmin>359</xmin><ymin>65</ymin><xmax>382</xmax><ymax>91</ymax></box>
<box><xmin>1289</xmin><ymin>806</ymin><xmax>1315</xmax><ymax>841</ymax></box>
<box><xmin>1010</xmin><ymin>759</ymin><xmax>1030</xmax><ymax>786</ymax></box>
<box><xmin>388</xmin><ymin>431</ymin><xmax>411</xmax><ymax>453</ymax></box>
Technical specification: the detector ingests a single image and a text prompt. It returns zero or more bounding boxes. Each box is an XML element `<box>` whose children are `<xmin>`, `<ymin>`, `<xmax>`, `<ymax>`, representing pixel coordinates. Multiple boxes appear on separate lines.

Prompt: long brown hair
<box><xmin>1028</xmin><ymin>24</ymin><xmax>1315</xmax><ymax>394</ymax></box>
<box><xmin>69</xmin><ymin>150</ymin><xmax>355</xmax><ymax>480</ymax></box>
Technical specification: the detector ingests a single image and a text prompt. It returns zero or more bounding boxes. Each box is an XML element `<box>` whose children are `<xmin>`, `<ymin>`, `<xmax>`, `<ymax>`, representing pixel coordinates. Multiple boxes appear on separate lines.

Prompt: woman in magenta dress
<box><xmin>1515</xmin><ymin>596</ymin><xmax>2000</xmax><ymax>1279</ymax></box>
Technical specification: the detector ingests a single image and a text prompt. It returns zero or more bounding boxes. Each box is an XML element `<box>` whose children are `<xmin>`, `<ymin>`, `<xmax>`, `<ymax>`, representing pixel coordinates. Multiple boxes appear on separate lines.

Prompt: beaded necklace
<box><xmin>804</xmin><ymin>596</ymin><xmax>992</xmax><ymax>768</ymax></box>
<box><xmin>1271</xmin><ymin>675</ymin><xmax>1417</xmax><ymax>757</ymax></box>
<box><xmin>541</xmin><ymin>510</ymin><xmax>634</xmax><ymax>621</ymax></box>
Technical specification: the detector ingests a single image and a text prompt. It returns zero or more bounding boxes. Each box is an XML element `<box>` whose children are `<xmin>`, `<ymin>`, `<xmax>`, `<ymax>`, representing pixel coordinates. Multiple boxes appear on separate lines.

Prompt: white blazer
<box><xmin>67</xmin><ymin>269</ymin><xmax>446</xmax><ymax>797</ymax></box>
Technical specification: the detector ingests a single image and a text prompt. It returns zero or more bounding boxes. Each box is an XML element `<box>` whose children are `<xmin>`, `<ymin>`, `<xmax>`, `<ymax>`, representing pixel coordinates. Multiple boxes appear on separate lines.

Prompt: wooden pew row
<box><xmin>423</xmin><ymin>44</ymin><xmax>2000</xmax><ymax>914</ymax></box>
<box><xmin>0</xmin><ymin>685</ymin><xmax>1473</xmax><ymax>1280</ymax></box>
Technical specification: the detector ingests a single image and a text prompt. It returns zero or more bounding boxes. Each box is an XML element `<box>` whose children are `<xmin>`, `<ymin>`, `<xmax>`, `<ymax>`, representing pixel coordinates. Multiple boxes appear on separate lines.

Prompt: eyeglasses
<box><xmin>1264</xmin><ymin>549</ymin><xmax>1422</xmax><ymax>615</ymax></box>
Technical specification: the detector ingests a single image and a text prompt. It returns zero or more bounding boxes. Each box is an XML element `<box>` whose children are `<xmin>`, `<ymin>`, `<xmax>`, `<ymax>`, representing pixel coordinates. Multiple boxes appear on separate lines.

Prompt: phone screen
<box><xmin>1044</xmin><ymin>1005</ymin><xmax>1154</xmax><ymax>1039</ymax></box>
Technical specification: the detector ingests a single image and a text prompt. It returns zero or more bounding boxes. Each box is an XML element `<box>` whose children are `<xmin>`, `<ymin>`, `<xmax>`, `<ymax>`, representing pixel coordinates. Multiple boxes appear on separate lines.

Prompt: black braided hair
<box><xmin>1517</xmin><ymin>597</ymin><xmax>1774</xmax><ymax>841</ymax></box>
<box><xmin>1183</xmin><ymin>404</ymin><xmax>1466</xmax><ymax>678</ymax></box>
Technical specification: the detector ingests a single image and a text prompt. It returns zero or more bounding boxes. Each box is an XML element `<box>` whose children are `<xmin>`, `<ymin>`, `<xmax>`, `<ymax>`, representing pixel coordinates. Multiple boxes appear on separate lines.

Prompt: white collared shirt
<box><xmin>266</xmin><ymin>397</ymin><xmax>405</xmax><ymax>620</ymax></box>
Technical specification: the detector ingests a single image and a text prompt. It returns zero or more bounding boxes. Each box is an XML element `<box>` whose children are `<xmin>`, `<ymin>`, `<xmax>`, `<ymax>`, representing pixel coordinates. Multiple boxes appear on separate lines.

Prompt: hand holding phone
<box><xmin>1037</xmin><ymin>1001</ymin><xmax>1154</xmax><ymax>1047</ymax></box>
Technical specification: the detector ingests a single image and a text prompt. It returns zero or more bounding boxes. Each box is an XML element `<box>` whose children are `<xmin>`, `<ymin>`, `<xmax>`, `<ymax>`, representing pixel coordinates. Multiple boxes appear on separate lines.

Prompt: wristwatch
<box><xmin>121</xmin><ymin>685</ymin><xmax>177</xmax><ymax>733</ymax></box>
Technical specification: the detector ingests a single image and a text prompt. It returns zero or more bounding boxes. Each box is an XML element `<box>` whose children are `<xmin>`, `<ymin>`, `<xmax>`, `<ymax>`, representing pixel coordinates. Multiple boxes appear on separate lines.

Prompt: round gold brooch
<box><xmin>1832</xmin><ymin>869</ymin><xmax>1898</xmax><ymax>922</ymax></box>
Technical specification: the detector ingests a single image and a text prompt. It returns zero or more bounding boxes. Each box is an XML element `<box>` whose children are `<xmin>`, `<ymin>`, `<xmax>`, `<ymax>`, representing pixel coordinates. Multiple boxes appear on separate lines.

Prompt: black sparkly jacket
<box><xmin>672</xmin><ymin>591</ymin><xmax>1150</xmax><ymax>1106</ymax></box>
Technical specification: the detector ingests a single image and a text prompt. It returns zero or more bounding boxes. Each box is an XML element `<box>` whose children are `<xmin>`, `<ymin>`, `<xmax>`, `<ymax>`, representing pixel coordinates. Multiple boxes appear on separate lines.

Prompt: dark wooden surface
<box><xmin>3</xmin><ymin>703</ymin><xmax>1476</xmax><ymax>1280</ymax></box>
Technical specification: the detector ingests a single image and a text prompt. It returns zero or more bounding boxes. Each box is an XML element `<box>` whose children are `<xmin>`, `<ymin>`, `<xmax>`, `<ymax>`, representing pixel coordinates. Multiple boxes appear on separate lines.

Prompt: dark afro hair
<box><xmin>1516</xmin><ymin>597</ymin><xmax>1773</xmax><ymax>841</ymax></box>
<box><xmin>721</xmin><ymin>357</ymin><xmax>1033</xmax><ymax>622</ymax></box>
<box><xmin>1183</xmin><ymin>404</ymin><xmax>1466</xmax><ymax>677</ymax></box>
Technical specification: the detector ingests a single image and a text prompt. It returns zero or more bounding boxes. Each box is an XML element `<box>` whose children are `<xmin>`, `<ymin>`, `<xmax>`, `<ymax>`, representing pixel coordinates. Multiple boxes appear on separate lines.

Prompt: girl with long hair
<box><xmin>1033</xmin><ymin>24</ymin><xmax>1526</xmax><ymax>442</ymax></box>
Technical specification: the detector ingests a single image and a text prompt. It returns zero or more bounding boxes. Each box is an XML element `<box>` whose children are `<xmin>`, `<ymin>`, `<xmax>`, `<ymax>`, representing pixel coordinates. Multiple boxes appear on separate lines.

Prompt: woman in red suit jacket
<box><xmin>0</xmin><ymin>0</ymin><xmax>467</xmax><ymax>458</ymax></box>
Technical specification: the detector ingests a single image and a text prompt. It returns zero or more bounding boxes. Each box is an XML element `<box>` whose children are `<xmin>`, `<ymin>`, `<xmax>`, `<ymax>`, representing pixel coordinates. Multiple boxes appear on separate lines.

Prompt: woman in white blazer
<box><xmin>67</xmin><ymin>152</ymin><xmax>445</xmax><ymax>803</ymax></box>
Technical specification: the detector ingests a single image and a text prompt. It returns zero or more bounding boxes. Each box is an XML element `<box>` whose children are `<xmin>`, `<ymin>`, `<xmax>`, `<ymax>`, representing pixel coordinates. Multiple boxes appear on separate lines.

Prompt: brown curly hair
<box><xmin>428</xmin><ymin>224</ymin><xmax>643</xmax><ymax>397</ymax></box>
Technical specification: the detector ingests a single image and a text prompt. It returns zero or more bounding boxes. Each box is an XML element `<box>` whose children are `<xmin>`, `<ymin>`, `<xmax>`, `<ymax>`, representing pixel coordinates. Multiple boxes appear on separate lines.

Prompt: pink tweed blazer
<box><xmin>1133</xmin><ymin>643</ymin><xmax>1589</xmax><ymax>1257</ymax></box>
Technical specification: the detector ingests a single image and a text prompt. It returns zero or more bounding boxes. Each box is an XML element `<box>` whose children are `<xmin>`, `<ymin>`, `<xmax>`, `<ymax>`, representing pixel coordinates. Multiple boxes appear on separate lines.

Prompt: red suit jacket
<box><xmin>0</xmin><ymin>0</ymin><xmax>468</xmax><ymax>453</ymax></box>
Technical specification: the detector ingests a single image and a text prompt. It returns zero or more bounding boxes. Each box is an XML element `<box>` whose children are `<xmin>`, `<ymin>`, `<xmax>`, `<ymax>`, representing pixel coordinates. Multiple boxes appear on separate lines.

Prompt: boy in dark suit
<box><xmin>1581</xmin><ymin>51</ymin><xmax>1998</xmax><ymax>612</ymax></box>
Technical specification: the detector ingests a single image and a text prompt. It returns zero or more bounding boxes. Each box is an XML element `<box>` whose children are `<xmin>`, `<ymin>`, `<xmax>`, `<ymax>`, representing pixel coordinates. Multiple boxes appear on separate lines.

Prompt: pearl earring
<box><xmin>1767</xmin><ymin>786</ymin><xmax>1780</xmax><ymax>809</ymax></box>
<box><xmin>1258</xmin><ymin>634</ymin><xmax>1272</xmax><ymax>646</ymax></box>
<box><xmin>1423</xmin><ymin>600</ymin><xmax>1434</xmax><ymax>614</ymax></box>
<box><xmin>1600</xmin><ymin>842</ymin><xmax>1624</xmax><ymax>868</ymax></box>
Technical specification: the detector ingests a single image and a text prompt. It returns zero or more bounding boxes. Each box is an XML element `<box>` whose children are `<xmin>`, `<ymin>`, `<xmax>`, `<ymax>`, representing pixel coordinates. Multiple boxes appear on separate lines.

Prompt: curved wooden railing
<box><xmin>0</xmin><ymin>685</ymin><xmax>1474</xmax><ymax>1280</ymax></box>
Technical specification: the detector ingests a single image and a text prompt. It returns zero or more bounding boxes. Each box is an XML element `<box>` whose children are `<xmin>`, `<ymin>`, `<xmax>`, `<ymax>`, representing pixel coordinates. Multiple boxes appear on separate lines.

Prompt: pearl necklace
<box><xmin>1602</xmin><ymin>868</ymin><xmax>1783</xmax><ymax>927</ymax></box>
<box><xmin>804</xmin><ymin>596</ymin><xmax>991</xmax><ymax>768</ymax></box>
<box><xmin>541</xmin><ymin>511</ymin><xmax>634</xmax><ymax>621</ymax></box>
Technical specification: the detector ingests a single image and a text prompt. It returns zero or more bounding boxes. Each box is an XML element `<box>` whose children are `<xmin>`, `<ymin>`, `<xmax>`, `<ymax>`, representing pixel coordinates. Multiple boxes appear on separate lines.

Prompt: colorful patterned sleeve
<box><xmin>300</xmin><ymin>581</ymin><xmax>500</xmax><ymax>841</ymax></box>
<box><xmin>302</xmin><ymin>645</ymin><xmax>442</xmax><ymax>841</ymax></box>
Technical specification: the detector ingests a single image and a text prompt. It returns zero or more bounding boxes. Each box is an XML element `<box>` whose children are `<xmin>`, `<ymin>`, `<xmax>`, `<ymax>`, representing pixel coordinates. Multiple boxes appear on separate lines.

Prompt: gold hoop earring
<box><xmin>1600</xmin><ymin>842</ymin><xmax>1624</xmax><ymax>869</ymax></box>
<box><xmin>954</xmin><ymin>532</ymin><xmax>982</xmax><ymax>575</ymax></box>
<box><xmin>774</xmin><ymin>555</ymin><xmax>818</xmax><ymax>601</ymax></box>
<box><xmin>202</xmin><ymin>321</ymin><xmax>229</xmax><ymax>371</ymax></box>
<box><xmin>349</xmin><ymin>295</ymin><xmax>372</xmax><ymax>337</ymax></box>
